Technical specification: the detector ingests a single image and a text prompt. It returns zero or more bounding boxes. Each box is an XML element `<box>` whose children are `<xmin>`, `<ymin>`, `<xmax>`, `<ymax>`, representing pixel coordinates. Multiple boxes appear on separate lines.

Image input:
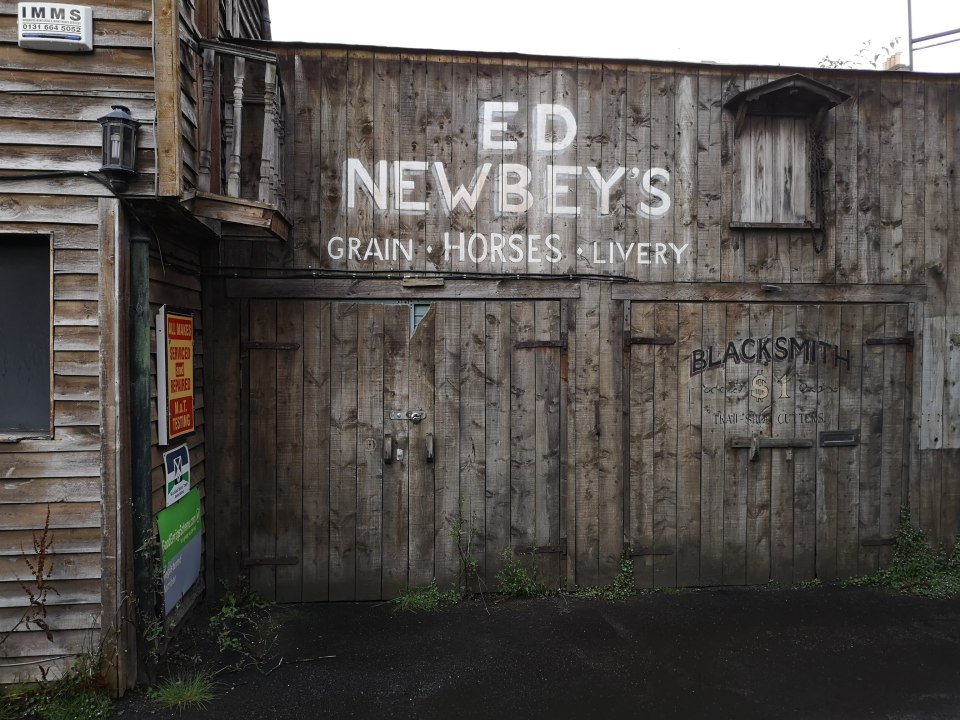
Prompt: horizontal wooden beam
<box><xmin>243</xmin><ymin>341</ymin><xmax>300</xmax><ymax>351</ymax></box>
<box><xmin>729</xmin><ymin>221</ymin><xmax>821</xmax><ymax>231</ymax></box>
<box><xmin>226</xmin><ymin>278</ymin><xmax>582</xmax><ymax>300</ymax></box>
<box><xmin>183</xmin><ymin>192</ymin><xmax>291</xmax><ymax>242</ymax></box>
<box><xmin>611</xmin><ymin>282</ymin><xmax>927</xmax><ymax>303</ymax></box>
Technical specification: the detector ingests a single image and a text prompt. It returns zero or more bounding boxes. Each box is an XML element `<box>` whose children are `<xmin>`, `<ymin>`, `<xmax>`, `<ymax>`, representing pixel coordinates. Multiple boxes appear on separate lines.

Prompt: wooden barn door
<box><xmin>242</xmin><ymin>299</ymin><xmax>564</xmax><ymax>601</ymax></box>
<box><xmin>624</xmin><ymin>301</ymin><xmax>913</xmax><ymax>588</ymax></box>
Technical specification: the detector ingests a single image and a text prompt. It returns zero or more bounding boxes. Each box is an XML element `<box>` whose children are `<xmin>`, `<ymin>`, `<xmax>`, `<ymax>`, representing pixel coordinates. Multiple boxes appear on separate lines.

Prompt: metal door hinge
<box><xmin>626</xmin><ymin>336</ymin><xmax>676</xmax><ymax>347</ymax></box>
<box><xmin>865</xmin><ymin>334</ymin><xmax>913</xmax><ymax>347</ymax></box>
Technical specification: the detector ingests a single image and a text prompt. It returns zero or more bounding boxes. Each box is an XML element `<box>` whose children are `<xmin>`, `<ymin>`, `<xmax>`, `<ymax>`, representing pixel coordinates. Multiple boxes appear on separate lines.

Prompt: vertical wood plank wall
<box><xmin>201</xmin><ymin>50</ymin><xmax>960</xmax><ymax>601</ymax></box>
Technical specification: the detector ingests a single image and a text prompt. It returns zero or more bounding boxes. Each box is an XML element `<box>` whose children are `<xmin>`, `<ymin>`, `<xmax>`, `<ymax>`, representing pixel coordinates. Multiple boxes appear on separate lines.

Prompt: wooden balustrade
<box><xmin>198</xmin><ymin>40</ymin><xmax>285</xmax><ymax>211</ymax></box>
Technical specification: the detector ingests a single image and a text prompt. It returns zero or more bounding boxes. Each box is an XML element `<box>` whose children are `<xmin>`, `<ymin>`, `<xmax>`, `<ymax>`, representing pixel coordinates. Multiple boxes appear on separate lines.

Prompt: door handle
<box><xmin>383</xmin><ymin>433</ymin><xmax>393</xmax><ymax>464</ymax></box>
<box><xmin>425</xmin><ymin>433</ymin><xmax>434</xmax><ymax>463</ymax></box>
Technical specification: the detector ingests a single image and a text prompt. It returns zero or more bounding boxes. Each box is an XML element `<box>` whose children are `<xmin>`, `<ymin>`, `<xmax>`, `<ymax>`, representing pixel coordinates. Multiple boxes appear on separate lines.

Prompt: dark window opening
<box><xmin>0</xmin><ymin>236</ymin><xmax>51</xmax><ymax>435</ymax></box>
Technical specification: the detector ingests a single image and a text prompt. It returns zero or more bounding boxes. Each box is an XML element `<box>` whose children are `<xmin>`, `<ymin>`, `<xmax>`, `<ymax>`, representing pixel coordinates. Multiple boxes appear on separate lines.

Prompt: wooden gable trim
<box><xmin>723</xmin><ymin>73</ymin><xmax>851</xmax><ymax>117</ymax></box>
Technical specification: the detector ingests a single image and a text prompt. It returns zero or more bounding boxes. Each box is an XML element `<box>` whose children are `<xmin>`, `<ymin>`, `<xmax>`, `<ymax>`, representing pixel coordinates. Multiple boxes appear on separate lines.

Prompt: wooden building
<box><xmin>1</xmin><ymin>0</ymin><xmax>959</xmax><ymax>692</ymax></box>
<box><xmin>0</xmin><ymin>0</ymin><xmax>280</xmax><ymax>691</ymax></box>
<box><xmin>203</xmin><ymin>48</ymin><xmax>960</xmax><ymax>603</ymax></box>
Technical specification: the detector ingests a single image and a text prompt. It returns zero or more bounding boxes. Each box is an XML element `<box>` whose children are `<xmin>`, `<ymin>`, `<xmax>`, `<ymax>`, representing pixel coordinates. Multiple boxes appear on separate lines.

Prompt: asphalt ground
<box><xmin>113</xmin><ymin>585</ymin><xmax>960</xmax><ymax>720</ymax></box>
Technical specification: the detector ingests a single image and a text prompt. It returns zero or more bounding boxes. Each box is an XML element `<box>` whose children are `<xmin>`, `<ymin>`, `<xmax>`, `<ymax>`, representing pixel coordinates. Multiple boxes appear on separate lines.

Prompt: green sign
<box><xmin>156</xmin><ymin>488</ymin><xmax>202</xmax><ymax>614</ymax></box>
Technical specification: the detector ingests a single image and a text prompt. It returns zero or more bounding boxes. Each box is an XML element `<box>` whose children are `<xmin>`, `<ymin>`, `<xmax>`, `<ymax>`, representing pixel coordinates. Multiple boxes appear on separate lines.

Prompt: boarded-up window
<box><xmin>0</xmin><ymin>236</ymin><xmax>50</xmax><ymax>434</ymax></box>
<box><xmin>725</xmin><ymin>74</ymin><xmax>849</xmax><ymax>231</ymax></box>
<box><xmin>735</xmin><ymin>116</ymin><xmax>812</xmax><ymax>225</ymax></box>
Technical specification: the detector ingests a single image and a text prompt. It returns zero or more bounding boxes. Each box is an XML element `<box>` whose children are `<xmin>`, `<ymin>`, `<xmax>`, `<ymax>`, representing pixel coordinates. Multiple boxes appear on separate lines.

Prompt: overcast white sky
<box><xmin>269</xmin><ymin>0</ymin><xmax>958</xmax><ymax>72</ymax></box>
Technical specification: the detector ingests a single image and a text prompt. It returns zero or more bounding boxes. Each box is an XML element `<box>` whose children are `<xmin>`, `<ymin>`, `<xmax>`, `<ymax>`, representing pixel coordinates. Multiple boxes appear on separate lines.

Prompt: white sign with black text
<box><xmin>18</xmin><ymin>3</ymin><xmax>92</xmax><ymax>52</ymax></box>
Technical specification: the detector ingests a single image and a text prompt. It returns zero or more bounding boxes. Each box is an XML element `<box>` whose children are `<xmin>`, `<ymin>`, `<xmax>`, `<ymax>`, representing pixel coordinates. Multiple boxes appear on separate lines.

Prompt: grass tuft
<box><xmin>147</xmin><ymin>671</ymin><xmax>218</xmax><ymax>712</ymax></box>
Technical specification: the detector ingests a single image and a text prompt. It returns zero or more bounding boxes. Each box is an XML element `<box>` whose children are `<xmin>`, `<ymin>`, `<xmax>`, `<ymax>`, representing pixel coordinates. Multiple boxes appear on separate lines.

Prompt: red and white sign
<box><xmin>156</xmin><ymin>306</ymin><xmax>195</xmax><ymax>445</ymax></box>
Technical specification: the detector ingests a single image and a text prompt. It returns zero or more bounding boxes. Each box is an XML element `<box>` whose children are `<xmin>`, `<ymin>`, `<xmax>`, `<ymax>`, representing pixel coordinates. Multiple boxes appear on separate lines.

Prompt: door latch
<box><xmin>389</xmin><ymin>409</ymin><xmax>426</xmax><ymax>424</ymax></box>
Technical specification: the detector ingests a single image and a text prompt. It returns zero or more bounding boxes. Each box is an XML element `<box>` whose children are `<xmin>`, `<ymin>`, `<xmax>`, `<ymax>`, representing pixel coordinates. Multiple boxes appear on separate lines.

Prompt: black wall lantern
<box><xmin>97</xmin><ymin>105</ymin><xmax>139</xmax><ymax>193</ymax></box>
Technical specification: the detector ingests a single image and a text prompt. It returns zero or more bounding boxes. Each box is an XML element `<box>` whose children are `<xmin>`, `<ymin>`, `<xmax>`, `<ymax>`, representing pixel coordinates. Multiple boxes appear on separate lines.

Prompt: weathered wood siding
<box><xmin>0</xmin><ymin>0</ymin><xmax>158</xmax><ymax>685</ymax></box>
<box><xmin>204</xmin><ymin>294</ymin><xmax>566</xmax><ymax>601</ymax></box>
<box><xmin>149</xmin><ymin>240</ymin><xmax>207</xmax><ymax>541</ymax></box>
<box><xmin>199</xmin><ymin>49</ymin><xmax>960</xmax><ymax>599</ymax></box>
<box><xmin>266</xmin><ymin>48</ymin><xmax>946</xmax><ymax>288</ymax></box>
<box><xmin>219</xmin><ymin>0</ymin><xmax>268</xmax><ymax>41</ymax></box>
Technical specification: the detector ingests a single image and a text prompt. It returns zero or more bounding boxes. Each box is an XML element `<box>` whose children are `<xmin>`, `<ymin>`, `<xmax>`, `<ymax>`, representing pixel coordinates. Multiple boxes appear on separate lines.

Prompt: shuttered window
<box><xmin>735</xmin><ymin>116</ymin><xmax>813</xmax><ymax>226</ymax></box>
<box><xmin>0</xmin><ymin>236</ymin><xmax>51</xmax><ymax>436</ymax></box>
<box><xmin>724</xmin><ymin>74</ymin><xmax>849</xmax><ymax>232</ymax></box>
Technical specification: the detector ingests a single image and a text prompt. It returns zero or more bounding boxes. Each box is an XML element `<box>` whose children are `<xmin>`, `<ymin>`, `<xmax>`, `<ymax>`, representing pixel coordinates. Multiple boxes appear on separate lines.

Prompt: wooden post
<box><xmin>227</xmin><ymin>56</ymin><xmax>246</xmax><ymax>198</ymax></box>
<box><xmin>276</xmin><ymin>77</ymin><xmax>286</xmax><ymax>214</ymax></box>
<box><xmin>259</xmin><ymin>62</ymin><xmax>277</xmax><ymax>204</ymax></box>
<box><xmin>198</xmin><ymin>47</ymin><xmax>216</xmax><ymax>193</ymax></box>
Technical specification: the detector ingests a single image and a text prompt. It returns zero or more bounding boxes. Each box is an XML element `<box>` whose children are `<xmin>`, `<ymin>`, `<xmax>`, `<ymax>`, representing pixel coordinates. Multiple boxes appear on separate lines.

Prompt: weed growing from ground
<box><xmin>146</xmin><ymin>671</ymin><xmax>218</xmax><ymax>712</ymax></box>
<box><xmin>448</xmin><ymin>505</ymin><xmax>482</xmax><ymax>600</ymax></box>
<box><xmin>495</xmin><ymin>549</ymin><xmax>545</xmax><ymax>599</ymax></box>
<box><xmin>846</xmin><ymin>507</ymin><xmax>960</xmax><ymax>598</ymax></box>
<box><xmin>0</xmin><ymin>512</ymin><xmax>110</xmax><ymax>719</ymax></box>
<box><xmin>209</xmin><ymin>578</ymin><xmax>279</xmax><ymax>665</ymax></box>
<box><xmin>394</xmin><ymin>504</ymin><xmax>491</xmax><ymax>613</ymax></box>
<box><xmin>576</xmin><ymin>557</ymin><xmax>635</xmax><ymax>600</ymax></box>
<box><xmin>394</xmin><ymin>502</ymin><xmax>491</xmax><ymax>613</ymax></box>
<box><xmin>5</xmin><ymin>653</ymin><xmax>110</xmax><ymax>720</ymax></box>
<box><xmin>394</xmin><ymin>580</ymin><xmax>463</xmax><ymax>613</ymax></box>
<box><xmin>1</xmin><ymin>506</ymin><xmax>58</xmax><ymax>651</ymax></box>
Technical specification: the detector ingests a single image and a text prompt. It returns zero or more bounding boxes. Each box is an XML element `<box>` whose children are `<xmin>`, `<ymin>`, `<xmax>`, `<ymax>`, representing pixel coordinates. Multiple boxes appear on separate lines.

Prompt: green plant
<box><xmin>1</xmin><ymin>506</ymin><xmax>58</xmax><ymax>650</ymax></box>
<box><xmin>394</xmin><ymin>580</ymin><xmax>457</xmax><ymax>613</ymax></box>
<box><xmin>576</xmin><ymin>557</ymin><xmax>636</xmax><ymax>600</ymax></box>
<box><xmin>33</xmin><ymin>691</ymin><xmax>111</xmax><ymax>720</ymax></box>
<box><xmin>0</xmin><ymin>696</ymin><xmax>15</xmax><ymax>720</ymax></box>
<box><xmin>845</xmin><ymin>507</ymin><xmax>960</xmax><ymax>598</ymax></box>
<box><xmin>210</xmin><ymin>578</ymin><xmax>278</xmax><ymax>663</ymax></box>
<box><xmin>448</xmin><ymin>502</ymin><xmax>484</xmax><ymax>601</ymax></box>
<box><xmin>795</xmin><ymin>577</ymin><xmax>823</xmax><ymax>590</ymax></box>
<box><xmin>146</xmin><ymin>671</ymin><xmax>218</xmax><ymax>712</ymax></box>
<box><xmin>495</xmin><ymin>549</ymin><xmax>544</xmax><ymax>599</ymax></box>
<box><xmin>0</xmin><ymin>511</ymin><xmax>110</xmax><ymax>720</ymax></box>
<box><xmin>609</xmin><ymin>557</ymin><xmax>635</xmax><ymax>599</ymax></box>
<box><xmin>819</xmin><ymin>37</ymin><xmax>901</xmax><ymax>69</ymax></box>
<box><xmin>8</xmin><ymin>653</ymin><xmax>110</xmax><ymax>720</ymax></box>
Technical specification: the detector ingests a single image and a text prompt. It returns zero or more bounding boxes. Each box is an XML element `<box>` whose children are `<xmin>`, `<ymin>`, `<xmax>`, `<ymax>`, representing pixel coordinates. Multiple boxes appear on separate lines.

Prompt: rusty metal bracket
<box><xmin>860</xmin><ymin>537</ymin><xmax>895</xmax><ymax>547</ymax></box>
<box><xmin>730</xmin><ymin>436</ymin><xmax>813</xmax><ymax>461</ymax></box>
<box><xmin>865</xmin><ymin>335</ymin><xmax>914</xmax><ymax>347</ymax></box>
<box><xmin>626</xmin><ymin>336</ymin><xmax>676</xmax><ymax>347</ymax></box>
<box><xmin>515</xmin><ymin>337</ymin><xmax>568</xmax><ymax>350</ymax></box>
<box><xmin>624</xmin><ymin>544</ymin><xmax>675</xmax><ymax>557</ymax></box>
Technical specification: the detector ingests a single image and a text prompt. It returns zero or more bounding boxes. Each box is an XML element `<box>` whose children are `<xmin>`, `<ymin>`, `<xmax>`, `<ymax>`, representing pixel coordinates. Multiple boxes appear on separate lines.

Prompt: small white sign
<box><xmin>18</xmin><ymin>3</ymin><xmax>93</xmax><ymax>53</ymax></box>
<box><xmin>162</xmin><ymin>444</ymin><xmax>191</xmax><ymax>507</ymax></box>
